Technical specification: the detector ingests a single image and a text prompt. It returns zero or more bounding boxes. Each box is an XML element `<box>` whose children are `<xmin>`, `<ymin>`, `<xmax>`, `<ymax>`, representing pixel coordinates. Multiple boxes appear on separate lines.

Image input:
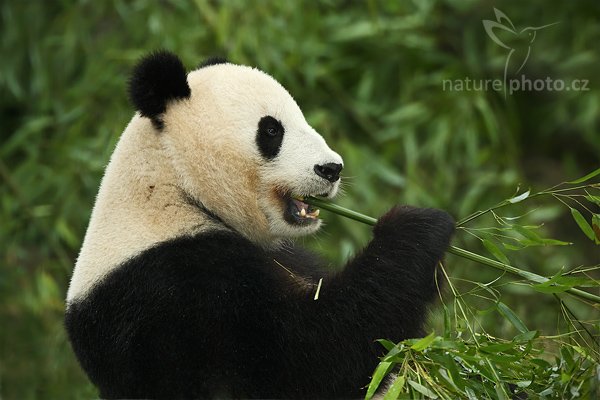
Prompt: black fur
<box><xmin>198</xmin><ymin>57</ymin><xmax>229</xmax><ymax>69</ymax></box>
<box><xmin>256</xmin><ymin>116</ymin><xmax>285</xmax><ymax>160</ymax></box>
<box><xmin>128</xmin><ymin>50</ymin><xmax>191</xmax><ymax>130</ymax></box>
<box><xmin>65</xmin><ymin>205</ymin><xmax>454</xmax><ymax>399</ymax></box>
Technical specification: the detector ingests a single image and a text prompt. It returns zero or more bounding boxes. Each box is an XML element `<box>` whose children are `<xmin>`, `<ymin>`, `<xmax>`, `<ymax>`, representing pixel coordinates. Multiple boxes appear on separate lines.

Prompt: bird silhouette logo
<box><xmin>483</xmin><ymin>8</ymin><xmax>559</xmax><ymax>95</ymax></box>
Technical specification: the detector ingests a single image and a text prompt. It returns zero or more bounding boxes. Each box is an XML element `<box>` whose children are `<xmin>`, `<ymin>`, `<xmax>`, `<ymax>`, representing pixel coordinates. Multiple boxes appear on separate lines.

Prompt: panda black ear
<box><xmin>197</xmin><ymin>56</ymin><xmax>229</xmax><ymax>69</ymax></box>
<box><xmin>128</xmin><ymin>50</ymin><xmax>191</xmax><ymax>130</ymax></box>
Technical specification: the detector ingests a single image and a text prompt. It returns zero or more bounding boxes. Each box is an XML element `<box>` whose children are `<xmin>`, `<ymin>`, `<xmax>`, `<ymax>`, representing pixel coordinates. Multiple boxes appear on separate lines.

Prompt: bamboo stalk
<box><xmin>301</xmin><ymin>196</ymin><xmax>600</xmax><ymax>304</ymax></box>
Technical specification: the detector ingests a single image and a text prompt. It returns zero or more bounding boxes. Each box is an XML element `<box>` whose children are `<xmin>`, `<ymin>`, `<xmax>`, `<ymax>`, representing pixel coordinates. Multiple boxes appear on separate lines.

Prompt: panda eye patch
<box><xmin>257</xmin><ymin>116</ymin><xmax>284</xmax><ymax>160</ymax></box>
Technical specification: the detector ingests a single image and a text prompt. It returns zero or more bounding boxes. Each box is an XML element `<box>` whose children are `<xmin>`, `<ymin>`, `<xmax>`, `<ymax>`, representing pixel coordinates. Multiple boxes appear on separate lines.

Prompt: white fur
<box><xmin>260</xmin><ymin>120</ymin><xmax>343</xmax><ymax>237</ymax></box>
<box><xmin>67</xmin><ymin>62</ymin><xmax>343</xmax><ymax>301</ymax></box>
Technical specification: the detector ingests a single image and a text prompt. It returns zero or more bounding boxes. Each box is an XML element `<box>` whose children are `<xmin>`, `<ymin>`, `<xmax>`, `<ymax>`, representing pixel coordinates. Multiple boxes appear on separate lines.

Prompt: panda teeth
<box><xmin>304</xmin><ymin>209</ymin><xmax>320</xmax><ymax>219</ymax></box>
<box><xmin>289</xmin><ymin>196</ymin><xmax>320</xmax><ymax>221</ymax></box>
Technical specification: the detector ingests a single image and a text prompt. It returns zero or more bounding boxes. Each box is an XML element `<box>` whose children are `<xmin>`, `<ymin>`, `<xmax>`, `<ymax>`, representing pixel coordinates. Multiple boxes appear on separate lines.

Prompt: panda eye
<box><xmin>257</xmin><ymin>115</ymin><xmax>285</xmax><ymax>160</ymax></box>
<box><xmin>258</xmin><ymin>116</ymin><xmax>284</xmax><ymax>138</ymax></box>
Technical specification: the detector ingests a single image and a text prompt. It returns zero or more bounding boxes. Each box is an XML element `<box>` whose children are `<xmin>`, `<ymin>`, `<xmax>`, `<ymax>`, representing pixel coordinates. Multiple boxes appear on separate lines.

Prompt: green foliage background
<box><xmin>1</xmin><ymin>0</ymin><xmax>598</xmax><ymax>398</ymax></box>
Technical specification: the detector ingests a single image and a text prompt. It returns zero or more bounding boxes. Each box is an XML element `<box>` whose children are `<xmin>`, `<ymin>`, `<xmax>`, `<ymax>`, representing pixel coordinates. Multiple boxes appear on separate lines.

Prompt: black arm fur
<box><xmin>65</xmin><ymin>206</ymin><xmax>454</xmax><ymax>399</ymax></box>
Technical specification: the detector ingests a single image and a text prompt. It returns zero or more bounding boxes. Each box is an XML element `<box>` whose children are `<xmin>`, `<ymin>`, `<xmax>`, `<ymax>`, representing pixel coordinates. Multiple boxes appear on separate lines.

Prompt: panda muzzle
<box><xmin>283</xmin><ymin>196</ymin><xmax>320</xmax><ymax>225</ymax></box>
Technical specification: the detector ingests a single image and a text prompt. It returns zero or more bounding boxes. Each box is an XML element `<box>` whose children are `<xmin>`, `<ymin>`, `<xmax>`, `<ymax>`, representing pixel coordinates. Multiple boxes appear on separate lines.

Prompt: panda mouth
<box><xmin>283</xmin><ymin>195</ymin><xmax>320</xmax><ymax>226</ymax></box>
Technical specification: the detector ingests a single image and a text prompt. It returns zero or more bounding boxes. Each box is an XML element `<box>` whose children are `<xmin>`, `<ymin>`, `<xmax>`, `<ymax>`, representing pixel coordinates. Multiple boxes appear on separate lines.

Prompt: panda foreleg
<box><xmin>272</xmin><ymin>205</ymin><xmax>455</xmax><ymax>396</ymax></box>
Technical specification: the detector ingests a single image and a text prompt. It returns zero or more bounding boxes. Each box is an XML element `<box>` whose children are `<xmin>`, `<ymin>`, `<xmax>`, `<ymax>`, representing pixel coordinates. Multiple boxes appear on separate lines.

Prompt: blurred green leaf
<box><xmin>533</xmin><ymin>272</ymin><xmax>596</xmax><ymax>293</ymax></box>
<box><xmin>496</xmin><ymin>302</ymin><xmax>529</xmax><ymax>333</ymax></box>
<box><xmin>567</xmin><ymin>168</ymin><xmax>600</xmax><ymax>184</ymax></box>
<box><xmin>495</xmin><ymin>383</ymin><xmax>509</xmax><ymax>400</ymax></box>
<box><xmin>513</xmin><ymin>225</ymin><xmax>542</xmax><ymax>241</ymax></box>
<box><xmin>570</xmin><ymin>208</ymin><xmax>595</xmax><ymax>241</ymax></box>
<box><xmin>482</xmin><ymin>239</ymin><xmax>510</xmax><ymax>264</ymax></box>
<box><xmin>584</xmin><ymin>194</ymin><xmax>600</xmax><ymax>206</ymax></box>
<box><xmin>513</xmin><ymin>330</ymin><xmax>539</xmax><ymax>343</ymax></box>
<box><xmin>479</xmin><ymin>342</ymin><xmax>515</xmax><ymax>354</ymax></box>
<box><xmin>592</xmin><ymin>214</ymin><xmax>600</xmax><ymax>244</ymax></box>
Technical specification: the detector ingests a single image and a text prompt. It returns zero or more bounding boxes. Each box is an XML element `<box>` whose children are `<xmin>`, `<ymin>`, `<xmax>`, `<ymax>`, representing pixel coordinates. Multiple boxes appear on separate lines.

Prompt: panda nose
<box><xmin>314</xmin><ymin>163</ymin><xmax>343</xmax><ymax>183</ymax></box>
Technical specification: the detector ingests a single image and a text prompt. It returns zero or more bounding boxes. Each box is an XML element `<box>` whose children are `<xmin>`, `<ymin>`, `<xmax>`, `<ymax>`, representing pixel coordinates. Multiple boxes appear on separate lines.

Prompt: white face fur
<box><xmin>67</xmin><ymin>60</ymin><xmax>343</xmax><ymax>301</ymax></box>
<box><xmin>162</xmin><ymin>63</ymin><xmax>344</xmax><ymax>243</ymax></box>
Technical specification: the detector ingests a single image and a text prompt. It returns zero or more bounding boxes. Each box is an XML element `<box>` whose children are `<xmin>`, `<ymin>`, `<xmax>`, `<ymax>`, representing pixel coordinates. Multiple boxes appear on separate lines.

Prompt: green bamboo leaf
<box><xmin>479</xmin><ymin>342</ymin><xmax>515</xmax><ymax>354</ymax></box>
<box><xmin>513</xmin><ymin>330</ymin><xmax>539</xmax><ymax>343</ymax></box>
<box><xmin>551</xmin><ymin>275</ymin><xmax>595</xmax><ymax>287</ymax></box>
<box><xmin>470</xmin><ymin>361</ymin><xmax>495</xmax><ymax>382</ymax></box>
<box><xmin>410</xmin><ymin>331</ymin><xmax>437</xmax><ymax>351</ymax></box>
<box><xmin>560</xmin><ymin>346</ymin><xmax>575</xmax><ymax>369</ymax></box>
<box><xmin>533</xmin><ymin>274</ymin><xmax>595</xmax><ymax>293</ymax></box>
<box><xmin>365</xmin><ymin>361</ymin><xmax>393</xmax><ymax>400</ymax></box>
<box><xmin>584</xmin><ymin>194</ymin><xmax>600</xmax><ymax>206</ymax></box>
<box><xmin>502</xmin><ymin>243</ymin><xmax>523</xmax><ymax>251</ymax></box>
<box><xmin>443</xmin><ymin>307</ymin><xmax>451</xmax><ymax>338</ymax></box>
<box><xmin>592</xmin><ymin>214</ymin><xmax>600</xmax><ymax>244</ymax></box>
<box><xmin>532</xmin><ymin>284</ymin><xmax>571</xmax><ymax>294</ymax></box>
<box><xmin>482</xmin><ymin>239</ymin><xmax>510</xmax><ymax>264</ymax></box>
<box><xmin>531</xmin><ymin>272</ymin><xmax>565</xmax><ymax>294</ymax></box>
<box><xmin>532</xmin><ymin>238</ymin><xmax>572</xmax><ymax>246</ymax></box>
<box><xmin>465</xmin><ymin>387</ymin><xmax>478</xmax><ymax>400</ymax></box>
<box><xmin>383</xmin><ymin>375</ymin><xmax>405</xmax><ymax>400</ymax></box>
<box><xmin>570</xmin><ymin>208</ymin><xmax>595</xmax><ymax>241</ymax></box>
<box><xmin>519</xmin><ymin>238</ymin><xmax>572</xmax><ymax>247</ymax></box>
<box><xmin>442</xmin><ymin>354</ymin><xmax>467</xmax><ymax>390</ymax></box>
<box><xmin>567</xmin><ymin>167</ymin><xmax>600</xmax><ymax>184</ymax></box>
<box><xmin>407</xmin><ymin>380</ymin><xmax>438</xmax><ymax>399</ymax></box>
<box><xmin>495</xmin><ymin>383</ymin><xmax>509</xmax><ymax>400</ymax></box>
<box><xmin>513</xmin><ymin>225</ymin><xmax>541</xmax><ymax>241</ymax></box>
<box><xmin>434</xmin><ymin>368</ymin><xmax>461</xmax><ymax>392</ymax></box>
<box><xmin>433</xmin><ymin>340</ymin><xmax>461</xmax><ymax>350</ymax></box>
<box><xmin>376</xmin><ymin>339</ymin><xmax>397</xmax><ymax>352</ymax></box>
<box><xmin>531</xmin><ymin>358</ymin><xmax>551</xmax><ymax>369</ymax></box>
<box><xmin>497</xmin><ymin>302</ymin><xmax>528</xmax><ymax>333</ymax></box>
<box><xmin>381</xmin><ymin>344</ymin><xmax>405</xmax><ymax>362</ymax></box>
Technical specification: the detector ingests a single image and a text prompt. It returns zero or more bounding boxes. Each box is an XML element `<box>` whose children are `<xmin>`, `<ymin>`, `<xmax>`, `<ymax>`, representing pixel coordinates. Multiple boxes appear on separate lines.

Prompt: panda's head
<box><xmin>129</xmin><ymin>51</ymin><xmax>343</xmax><ymax>245</ymax></box>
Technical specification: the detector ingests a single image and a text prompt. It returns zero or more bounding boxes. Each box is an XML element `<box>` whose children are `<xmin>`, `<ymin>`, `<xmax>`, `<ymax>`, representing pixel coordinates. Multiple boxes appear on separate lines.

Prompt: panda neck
<box><xmin>68</xmin><ymin>116</ymin><xmax>223</xmax><ymax>301</ymax></box>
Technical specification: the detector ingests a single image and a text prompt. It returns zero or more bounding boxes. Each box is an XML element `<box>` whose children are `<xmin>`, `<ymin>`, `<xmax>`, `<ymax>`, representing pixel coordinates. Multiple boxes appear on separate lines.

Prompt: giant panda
<box><xmin>65</xmin><ymin>50</ymin><xmax>455</xmax><ymax>399</ymax></box>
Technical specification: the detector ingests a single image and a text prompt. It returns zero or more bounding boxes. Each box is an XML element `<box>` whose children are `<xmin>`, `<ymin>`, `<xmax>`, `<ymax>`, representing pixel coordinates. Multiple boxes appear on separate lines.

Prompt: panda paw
<box><xmin>373</xmin><ymin>205</ymin><xmax>455</xmax><ymax>254</ymax></box>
